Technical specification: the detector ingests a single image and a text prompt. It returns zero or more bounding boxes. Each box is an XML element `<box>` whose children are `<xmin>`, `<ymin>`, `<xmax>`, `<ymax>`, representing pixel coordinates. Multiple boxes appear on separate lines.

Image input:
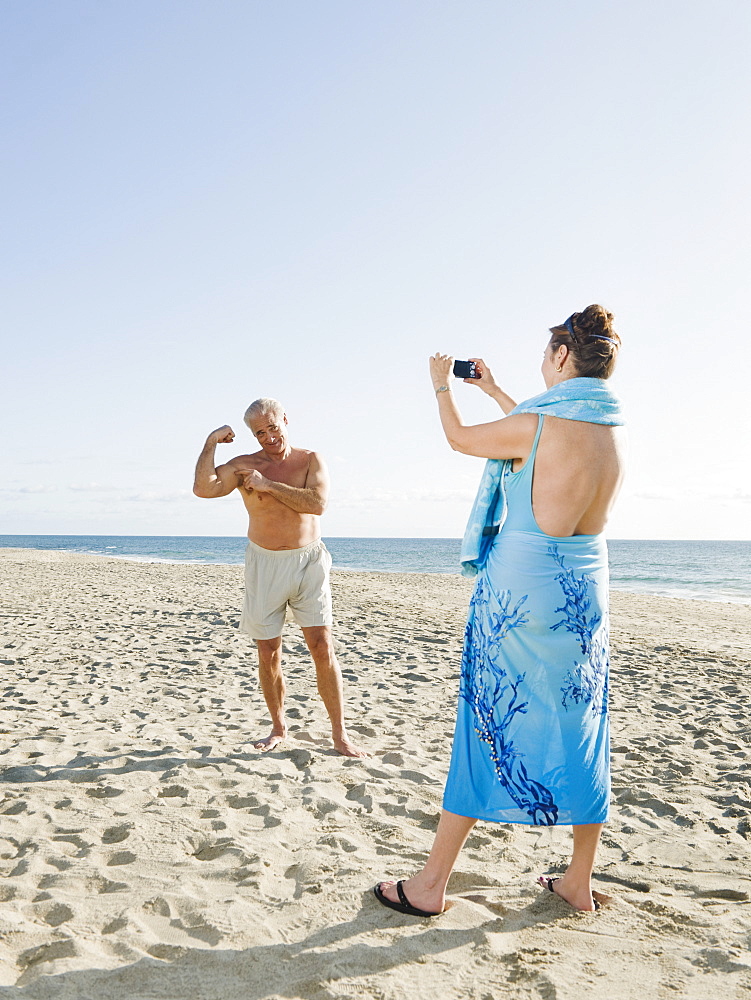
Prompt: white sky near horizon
<box><xmin>2</xmin><ymin>0</ymin><xmax>750</xmax><ymax>542</ymax></box>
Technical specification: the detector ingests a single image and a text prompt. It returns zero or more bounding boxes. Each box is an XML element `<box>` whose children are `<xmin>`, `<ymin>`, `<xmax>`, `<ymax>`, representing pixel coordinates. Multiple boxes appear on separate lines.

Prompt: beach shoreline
<box><xmin>2</xmin><ymin>537</ymin><xmax>750</xmax><ymax>605</ymax></box>
<box><xmin>1</xmin><ymin>548</ymin><xmax>749</xmax><ymax>998</ymax></box>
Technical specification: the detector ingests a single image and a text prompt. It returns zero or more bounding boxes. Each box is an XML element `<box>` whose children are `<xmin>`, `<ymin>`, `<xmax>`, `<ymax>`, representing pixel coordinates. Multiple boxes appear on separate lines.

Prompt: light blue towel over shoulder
<box><xmin>459</xmin><ymin>377</ymin><xmax>624</xmax><ymax>577</ymax></box>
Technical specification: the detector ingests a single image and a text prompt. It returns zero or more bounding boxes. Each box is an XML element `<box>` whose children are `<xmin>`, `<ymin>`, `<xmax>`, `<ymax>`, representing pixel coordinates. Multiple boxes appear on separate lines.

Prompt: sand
<box><xmin>0</xmin><ymin>547</ymin><xmax>749</xmax><ymax>999</ymax></box>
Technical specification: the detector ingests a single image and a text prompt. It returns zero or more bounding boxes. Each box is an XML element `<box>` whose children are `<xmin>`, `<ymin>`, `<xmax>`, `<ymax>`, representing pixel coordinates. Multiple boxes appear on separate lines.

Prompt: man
<box><xmin>193</xmin><ymin>398</ymin><xmax>365</xmax><ymax>758</ymax></box>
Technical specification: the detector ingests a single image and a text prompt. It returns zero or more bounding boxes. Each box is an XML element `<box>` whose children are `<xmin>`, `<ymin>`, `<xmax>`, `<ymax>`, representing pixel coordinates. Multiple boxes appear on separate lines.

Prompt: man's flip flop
<box><xmin>373</xmin><ymin>880</ymin><xmax>442</xmax><ymax>918</ymax></box>
<box><xmin>538</xmin><ymin>875</ymin><xmax>601</xmax><ymax>911</ymax></box>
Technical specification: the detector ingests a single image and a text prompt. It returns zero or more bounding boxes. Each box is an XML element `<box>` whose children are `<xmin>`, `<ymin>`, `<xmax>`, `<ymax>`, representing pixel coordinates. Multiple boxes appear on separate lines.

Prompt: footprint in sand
<box><xmin>694</xmin><ymin>948</ymin><xmax>750</xmax><ymax>973</ymax></box>
<box><xmin>107</xmin><ymin>851</ymin><xmax>137</xmax><ymax>866</ymax></box>
<box><xmin>294</xmin><ymin>731</ymin><xmax>329</xmax><ymax>749</ymax></box>
<box><xmin>381</xmin><ymin>800</ymin><xmax>409</xmax><ymax>819</ymax></box>
<box><xmin>303</xmin><ymin>790</ymin><xmax>344</xmax><ymax>820</ymax></box>
<box><xmin>51</xmin><ymin>833</ymin><xmax>91</xmax><ymax>857</ymax></box>
<box><xmin>18</xmin><ymin>939</ymin><xmax>77</xmax><ymax>970</ymax></box>
<box><xmin>349</xmin><ymin>723</ymin><xmax>378</xmax><ymax>737</ymax></box>
<box><xmin>102</xmin><ymin>824</ymin><xmax>131</xmax><ymax>844</ymax></box>
<box><xmin>43</xmin><ymin>856</ymin><xmax>77</xmax><ymax>873</ymax></box>
<box><xmin>462</xmin><ymin>893</ymin><xmax>511</xmax><ymax>917</ymax></box>
<box><xmin>287</xmin><ymin>748</ymin><xmax>315</xmax><ymax>770</ymax></box>
<box><xmin>318</xmin><ymin>832</ymin><xmax>359</xmax><ymax>853</ymax></box>
<box><xmin>695</xmin><ymin>887</ymin><xmax>748</xmax><ymax>901</ymax></box>
<box><xmin>158</xmin><ymin>785</ymin><xmax>189</xmax><ymax>799</ymax></box>
<box><xmin>1</xmin><ymin>799</ymin><xmax>28</xmax><ymax>815</ymax></box>
<box><xmin>98</xmin><ymin>878</ymin><xmax>129</xmax><ymax>893</ymax></box>
<box><xmin>147</xmin><ymin>944</ymin><xmax>188</xmax><ymax>961</ymax></box>
<box><xmin>171</xmin><ymin>914</ymin><xmax>222</xmax><ymax>945</ymax></box>
<box><xmin>226</xmin><ymin>794</ymin><xmax>259</xmax><ymax>810</ymax></box>
<box><xmin>86</xmin><ymin>785</ymin><xmax>124</xmax><ymax>799</ymax></box>
<box><xmin>399</xmin><ymin>768</ymin><xmax>433</xmax><ymax>784</ymax></box>
<box><xmin>344</xmin><ymin>783</ymin><xmax>374</xmax><ymax>811</ymax></box>
<box><xmin>188</xmin><ymin>837</ymin><xmax>238</xmax><ymax>862</ymax></box>
<box><xmin>40</xmin><ymin>902</ymin><xmax>74</xmax><ymax>927</ymax></box>
<box><xmin>102</xmin><ymin>915</ymin><xmax>128</xmax><ymax>934</ymax></box>
<box><xmin>143</xmin><ymin>896</ymin><xmax>171</xmax><ymax>916</ymax></box>
<box><xmin>632</xmin><ymin>898</ymin><xmax>695</xmax><ymax>929</ymax></box>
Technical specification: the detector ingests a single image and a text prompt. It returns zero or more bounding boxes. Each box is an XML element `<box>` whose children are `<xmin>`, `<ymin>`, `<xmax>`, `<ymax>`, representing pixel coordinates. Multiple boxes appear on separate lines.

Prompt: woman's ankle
<box><xmin>413</xmin><ymin>868</ymin><xmax>448</xmax><ymax>894</ymax></box>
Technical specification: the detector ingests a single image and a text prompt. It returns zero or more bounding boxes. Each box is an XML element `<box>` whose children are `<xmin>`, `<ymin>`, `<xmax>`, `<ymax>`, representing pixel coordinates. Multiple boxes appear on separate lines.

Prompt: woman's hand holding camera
<box><xmin>429</xmin><ymin>353</ymin><xmax>454</xmax><ymax>392</ymax></box>
<box><xmin>429</xmin><ymin>353</ymin><xmax>516</xmax><ymax>414</ymax></box>
<box><xmin>465</xmin><ymin>358</ymin><xmax>499</xmax><ymax>395</ymax></box>
<box><xmin>466</xmin><ymin>357</ymin><xmax>517</xmax><ymax>414</ymax></box>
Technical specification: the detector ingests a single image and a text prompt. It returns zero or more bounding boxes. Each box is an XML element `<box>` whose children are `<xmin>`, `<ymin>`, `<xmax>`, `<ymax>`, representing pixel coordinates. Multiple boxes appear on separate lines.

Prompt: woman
<box><xmin>374</xmin><ymin>304</ymin><xmax>625</xmax><ymax>915</ymax></box>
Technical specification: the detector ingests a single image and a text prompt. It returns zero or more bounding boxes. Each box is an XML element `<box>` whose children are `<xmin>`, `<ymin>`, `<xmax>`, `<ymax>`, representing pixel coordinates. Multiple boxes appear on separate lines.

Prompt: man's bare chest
<box><xmin>235</xmin><ymin>454</ymin><xmax>310</xmax><ymax>489</ymax></box>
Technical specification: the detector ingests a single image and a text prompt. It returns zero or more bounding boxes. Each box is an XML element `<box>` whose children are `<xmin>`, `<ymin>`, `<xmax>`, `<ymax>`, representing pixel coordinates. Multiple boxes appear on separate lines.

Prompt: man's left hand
<box><xmin>242</xmin><ymin>470</ymin><xmax>271</xmax><ymax>492</ymax></box>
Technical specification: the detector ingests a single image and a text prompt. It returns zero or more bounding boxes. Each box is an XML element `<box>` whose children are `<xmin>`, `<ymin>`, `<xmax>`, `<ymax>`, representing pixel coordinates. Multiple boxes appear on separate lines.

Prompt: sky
<box><xmin>2</xmin><ymin>0</ymin><xmax>750</xmax><ymax>541</ymax></box>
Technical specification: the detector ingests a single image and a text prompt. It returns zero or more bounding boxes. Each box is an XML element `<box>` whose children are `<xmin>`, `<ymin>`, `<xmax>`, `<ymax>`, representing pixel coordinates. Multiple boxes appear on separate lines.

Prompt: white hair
<box><xmin>243</xmin><ymin>397</ymin><xmax>286</xmax><ymax>427</ymax></box>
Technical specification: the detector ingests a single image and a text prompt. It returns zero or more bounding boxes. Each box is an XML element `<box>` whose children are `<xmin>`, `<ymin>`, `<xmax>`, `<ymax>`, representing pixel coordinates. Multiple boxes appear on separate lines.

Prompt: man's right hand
<box><xmin>208</xmin><ymin>425</ymin><xmax>235</xmax><ymax>445</ymax></box>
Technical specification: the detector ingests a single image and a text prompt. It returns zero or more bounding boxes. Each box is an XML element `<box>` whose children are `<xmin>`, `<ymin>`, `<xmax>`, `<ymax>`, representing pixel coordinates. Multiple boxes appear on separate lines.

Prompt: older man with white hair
<box><xmin>193</xmin><ymin>398</ymin><xmax>366</xmax><ymax>757</ymax></box>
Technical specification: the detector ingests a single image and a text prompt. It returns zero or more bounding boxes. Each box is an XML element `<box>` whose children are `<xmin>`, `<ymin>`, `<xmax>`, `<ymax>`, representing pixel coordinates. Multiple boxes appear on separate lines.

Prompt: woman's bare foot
<box><xmin>537</xmin><ymin>874</ymin><xmax>612</xmax><ymax>912</ymax></box>
<box><xmin>253</xmin><ymin>728</ymin><xmax>286</xmax><ymax>751</ymax></box>
<box><xmin>377</xmin><ymin>875</ymin><xmax>445</xmax><ymax>915</ymax></box>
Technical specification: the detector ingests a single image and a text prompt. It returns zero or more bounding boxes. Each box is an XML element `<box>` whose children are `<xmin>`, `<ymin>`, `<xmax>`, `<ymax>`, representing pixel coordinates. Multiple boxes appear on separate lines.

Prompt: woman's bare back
<box><xmin>521</xmin><ymin>416</ymin><xmax>626</xmax><ymax>537</ymax></box>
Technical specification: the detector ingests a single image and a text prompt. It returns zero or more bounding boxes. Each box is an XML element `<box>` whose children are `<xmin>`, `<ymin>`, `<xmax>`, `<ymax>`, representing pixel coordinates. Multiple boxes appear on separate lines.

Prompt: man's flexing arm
<box><xmin>193</xmin><ymin>425</ymin><xmax>243</xmax><ymax>498</ymax></box>
<box><xmin>242</xmin><ymin>452</ymin><xmax>329</xmax><ymax>515</ymax></box>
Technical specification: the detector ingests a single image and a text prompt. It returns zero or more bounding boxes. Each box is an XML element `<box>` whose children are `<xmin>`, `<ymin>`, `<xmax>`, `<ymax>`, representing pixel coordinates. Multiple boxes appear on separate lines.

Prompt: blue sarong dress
<box><xmin>443</xmin><ymin>415</ymin><xmax>611</xmax><ymax>826</ymax></box>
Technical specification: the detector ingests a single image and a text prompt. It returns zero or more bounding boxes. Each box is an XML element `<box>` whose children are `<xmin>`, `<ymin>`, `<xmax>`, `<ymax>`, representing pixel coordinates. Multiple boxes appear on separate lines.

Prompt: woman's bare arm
<box><xmin>430</xmin><ymin>353</ymin><xmax>536</xmax><ymax>460</ymax></box>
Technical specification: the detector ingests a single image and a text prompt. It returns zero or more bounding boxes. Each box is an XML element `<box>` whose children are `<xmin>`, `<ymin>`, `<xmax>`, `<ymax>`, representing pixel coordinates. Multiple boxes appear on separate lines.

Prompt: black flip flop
<box><xmin>539</xmin><ymin>875</ymin><xmax>601</xmax><ymax>911</ymax></box>
<box><xmin>373</xmin><ymin>880</ymin><xmax>441</xmax><ymax>918</ymax></box>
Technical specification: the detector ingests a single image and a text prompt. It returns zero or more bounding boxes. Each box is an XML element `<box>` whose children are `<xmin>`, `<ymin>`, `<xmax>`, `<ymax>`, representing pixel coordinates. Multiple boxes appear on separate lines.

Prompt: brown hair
<box><xmin>549</xmin><ymin>304</ymin><xmax>621</xmax><ymax>379</ymax></box>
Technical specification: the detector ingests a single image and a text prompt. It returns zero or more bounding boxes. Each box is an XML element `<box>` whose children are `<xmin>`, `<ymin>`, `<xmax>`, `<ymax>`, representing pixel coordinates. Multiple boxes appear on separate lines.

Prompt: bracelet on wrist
<box><xmin>435</xmin><ymin>385</ymin><xmax>450</xmax><ymax>394</ymax></box>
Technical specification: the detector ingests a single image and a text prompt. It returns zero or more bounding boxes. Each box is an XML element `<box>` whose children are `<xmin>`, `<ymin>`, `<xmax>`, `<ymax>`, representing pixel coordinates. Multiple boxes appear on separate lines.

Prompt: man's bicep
<box><xmin>210</xmin><ymin>461</ymin><xmax>242</xmax><ymax>496</ymax></box>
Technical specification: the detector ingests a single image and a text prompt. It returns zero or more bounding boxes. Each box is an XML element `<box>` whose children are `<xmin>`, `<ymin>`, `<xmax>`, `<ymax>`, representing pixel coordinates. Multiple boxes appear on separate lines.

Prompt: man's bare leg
<box><xmin>376</xmin><ymin>809</ymin><xmax>477</xmax><ymax>913</ymax></box>
<box><xmin>253</xmin><ymin>636</ymin><xmax>287</xmax><ymax>751</ymax></box>
<box><xmin>537</xmin><ymin>822</ymin><xmax>612</xmax><ymax>911</ymax></box>
<box><xmin>301</xmin><ymin>625</ymin><xmax>367</xmax><ymax>758</ymax></box>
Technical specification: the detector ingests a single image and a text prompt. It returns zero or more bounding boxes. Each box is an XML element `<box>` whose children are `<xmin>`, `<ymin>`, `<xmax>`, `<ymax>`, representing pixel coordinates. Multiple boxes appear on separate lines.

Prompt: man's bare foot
<box><xmin>333</xmin><ymin>733</ymin><xmax>369</xmax><ymax>758</ymax></box>
<box><xmin>253</xmin><ymin>730</ymin><xmax>286</xmax><ymax>752</ymax></box>
<box><xmin>537</xmin><ymin>875</ymin><xmax>613</xmax><ymax>912</ymax></box>
<box><xmin>376</xmin><ymin>876</ymin><xmax>445</xmax><ymax>915</ymax></box>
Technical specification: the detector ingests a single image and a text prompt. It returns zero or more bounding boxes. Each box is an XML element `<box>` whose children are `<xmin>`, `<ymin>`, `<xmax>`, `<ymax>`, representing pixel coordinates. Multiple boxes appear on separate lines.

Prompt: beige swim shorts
<box><xmin>239</xmin><ymin>538</ymin><xmax>333</xmax><ymax>640</ymax></box>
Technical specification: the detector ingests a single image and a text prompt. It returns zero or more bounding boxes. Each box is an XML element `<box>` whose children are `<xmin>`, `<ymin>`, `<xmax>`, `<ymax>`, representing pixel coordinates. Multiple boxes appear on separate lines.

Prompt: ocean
<box><xmin>1</xmin><ymin>535</ymin><xmax>750</xmax><ymax>604</ymax></box>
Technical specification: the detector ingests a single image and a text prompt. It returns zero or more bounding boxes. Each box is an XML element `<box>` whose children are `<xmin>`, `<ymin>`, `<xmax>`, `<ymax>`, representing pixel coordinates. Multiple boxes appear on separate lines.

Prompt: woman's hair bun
<box><xmin>573</xmin><ymin>304</ymin><xmax>620</xmax><ymax>346</ymax></box>
<box><xmin>549</xmin><ymin>303</ymin><xmax>621</xmax><ymax>379</ymax></box>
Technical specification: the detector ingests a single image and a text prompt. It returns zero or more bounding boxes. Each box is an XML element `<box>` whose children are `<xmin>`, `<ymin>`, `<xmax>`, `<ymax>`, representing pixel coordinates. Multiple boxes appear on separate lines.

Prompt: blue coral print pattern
<box><xmin>549</xmin><ymin>545</ymin><xmax>609</xmax><ymax>715</ymax></box>
<box><xmin>459</xmin><ymin>575</ymin><xmax>560</xmax><ymax>825</ymax></box>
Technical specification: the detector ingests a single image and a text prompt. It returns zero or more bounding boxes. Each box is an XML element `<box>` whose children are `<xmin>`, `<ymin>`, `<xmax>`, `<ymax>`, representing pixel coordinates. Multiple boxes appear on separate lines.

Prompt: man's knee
<box><xmin>303</xmin><ymin>628</ymin><xmax>334</xmax><ymax>661</ymax></box>
<box><xmin>255</xmin><ymin>636</ymin><xmax>282</xmax><ymax>659</ymax></box>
